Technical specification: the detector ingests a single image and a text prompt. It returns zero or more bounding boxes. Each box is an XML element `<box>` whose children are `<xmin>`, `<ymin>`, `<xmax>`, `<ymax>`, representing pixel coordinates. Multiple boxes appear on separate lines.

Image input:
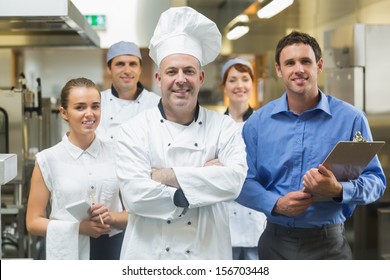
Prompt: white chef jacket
<box><xmin>36</xmin><ymin>134</ymin><xmax>122</xmax><ymax>259</ymax></box>
<box><xmin>226</xmin><ymin>201</ymin><xmax>266</xmax><ymax>247</ymax></box>
<box><xmin>96</xmin><ymin>86</ymin><xmax>160</xmax><ymax>142</ymax></box>
<box><xmin>225</xmin><ymin>122</ymin><xmax>266</xmax><ymax>247</ymax></box>
<box><xmin>116</xmin><ymin>105</ymin><xmax>248</xmax><ymax>260</ymax></box>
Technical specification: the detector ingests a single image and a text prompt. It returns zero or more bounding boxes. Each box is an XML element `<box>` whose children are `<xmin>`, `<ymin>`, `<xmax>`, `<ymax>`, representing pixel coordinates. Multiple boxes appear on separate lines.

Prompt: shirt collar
<box><xmin>158</xmin><ymin>99</ymin><xmax>200</xmax><ymax>123</ymax></box>
<box><xmin>63</xmin><ymin>133</ymin><xmax>100</xmax><ymax>159</ymax></box>
<box><xmin>271</xmin><ymin>90</ymin><xmax>331</xmax><ymax>116</ymax></box>
<box><xmin>224</xmin><ymin>106</ymin><xmax>254</xmax><ymax>121</ymax></box>
<box><xmin>111</xmin><ymin>82</ymin><xmax>144</xmax><ymax>99</ymax></box>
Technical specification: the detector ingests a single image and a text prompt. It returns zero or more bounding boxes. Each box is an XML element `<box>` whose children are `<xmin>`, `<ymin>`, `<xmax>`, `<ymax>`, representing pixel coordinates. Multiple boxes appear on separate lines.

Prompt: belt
<box><xmin>266</xmin><ymin>222</ymin><xmax>344</xmax><ymax>238</ymax></box>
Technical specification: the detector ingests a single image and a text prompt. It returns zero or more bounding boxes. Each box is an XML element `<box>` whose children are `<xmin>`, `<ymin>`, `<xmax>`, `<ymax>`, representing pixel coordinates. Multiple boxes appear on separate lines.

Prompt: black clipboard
<box><xmin>322</xmin><ymin>141</ymin><xmax>385</xmax><ymax>181</ymax></box>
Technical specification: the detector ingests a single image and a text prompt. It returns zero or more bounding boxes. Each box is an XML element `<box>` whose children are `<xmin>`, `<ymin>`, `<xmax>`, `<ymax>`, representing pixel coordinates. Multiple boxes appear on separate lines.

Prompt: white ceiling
<box><xmin>186</xmin><ymin>0</ymin><xmax>389</xmax><ymax>54</ymax></box>
<box><xmin>187</xmin><ymin>0</ymin><xmax>385</xmax><ymax>33</ymax></box>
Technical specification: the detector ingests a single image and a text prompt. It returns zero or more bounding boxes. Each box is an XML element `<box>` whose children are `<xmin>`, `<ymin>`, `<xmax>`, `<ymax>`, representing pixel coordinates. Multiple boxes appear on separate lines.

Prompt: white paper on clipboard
<box><xmin>65</xmin><ymin>199</ymin><xmax>91</xmax><ymax>221</ymax></box>
<box><xmin>322</xmin><ymin>141</ymin><xmax>385</xmax><ymax>181</ymax></box>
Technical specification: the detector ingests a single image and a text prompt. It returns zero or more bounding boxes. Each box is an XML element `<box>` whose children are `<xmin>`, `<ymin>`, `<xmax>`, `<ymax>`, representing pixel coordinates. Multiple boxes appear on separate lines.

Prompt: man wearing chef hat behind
<box><xmin>96</xmin><ymin>41</ymin><xmax>160</xmax><ymax>142</ymax></box>
<box><xmin>115</xmin><ymin>6</ymin><xmax>248</xmax><ymax>259</ymax></box>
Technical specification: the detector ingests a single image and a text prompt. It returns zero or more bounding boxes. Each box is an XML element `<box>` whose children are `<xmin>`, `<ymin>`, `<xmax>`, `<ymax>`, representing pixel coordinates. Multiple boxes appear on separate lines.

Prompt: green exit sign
<box><xmin>85</xmin><ymin>15</ymin><xmax>106</xmax><ymax>30</ymax></box>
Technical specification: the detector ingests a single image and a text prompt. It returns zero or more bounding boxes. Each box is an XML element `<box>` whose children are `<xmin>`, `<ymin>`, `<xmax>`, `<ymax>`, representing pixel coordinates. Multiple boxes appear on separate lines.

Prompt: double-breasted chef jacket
<box><xmin>116</xmin><ymin>103</ymin><xmax>248</xmax><ymax>259</ymax></box>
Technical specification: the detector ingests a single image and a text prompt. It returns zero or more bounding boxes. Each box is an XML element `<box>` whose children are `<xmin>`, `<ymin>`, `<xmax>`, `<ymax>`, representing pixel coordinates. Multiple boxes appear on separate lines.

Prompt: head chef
<box><xmin>149</xmin><ymin>6</ymin><xmax>221</xmax><ymax>125</ymax></box>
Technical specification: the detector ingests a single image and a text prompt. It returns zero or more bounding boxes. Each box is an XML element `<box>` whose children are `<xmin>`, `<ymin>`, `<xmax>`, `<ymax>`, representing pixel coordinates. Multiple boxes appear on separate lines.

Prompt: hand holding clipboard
<box><xmin>302</xmin><ymin>132</ymin><xmax>385</xmax><ymax>200</ymax></box>
<box><xmin>322</xmin><ymin>131</ymin><xmax>385</xmax><ymax>181</ymax></box>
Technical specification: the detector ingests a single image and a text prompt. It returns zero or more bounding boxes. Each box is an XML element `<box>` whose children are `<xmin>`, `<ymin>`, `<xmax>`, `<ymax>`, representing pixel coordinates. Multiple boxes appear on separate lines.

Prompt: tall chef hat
<box><xmin>149</xmin><ymin>6</ymin><xmax>221</xmax><ymax>67</ymax></box>
<box><xmin>106</xmin><ymin>41</ymin><xmax>142</xmax><ymax>64</ymax></box>
<box><xmin>220</xmin><ymin>57</ymin><xmax>254</xmax><ymax>80</ymax></box>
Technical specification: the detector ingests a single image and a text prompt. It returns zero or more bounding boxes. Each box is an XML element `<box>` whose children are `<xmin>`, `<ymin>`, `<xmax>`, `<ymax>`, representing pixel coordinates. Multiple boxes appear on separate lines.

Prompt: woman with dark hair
<box><xmin>221</xmin><ymin>58</ymin><xmax>267</xmax><ymax>260</ymax></box>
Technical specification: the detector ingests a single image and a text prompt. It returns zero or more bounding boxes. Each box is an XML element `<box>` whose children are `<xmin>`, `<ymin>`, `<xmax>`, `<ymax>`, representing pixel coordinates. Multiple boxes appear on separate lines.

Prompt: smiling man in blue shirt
<box><xmin>236</xmin><ymin>31</ymin><xmax>386</xmax><ymax>260</ymax></box>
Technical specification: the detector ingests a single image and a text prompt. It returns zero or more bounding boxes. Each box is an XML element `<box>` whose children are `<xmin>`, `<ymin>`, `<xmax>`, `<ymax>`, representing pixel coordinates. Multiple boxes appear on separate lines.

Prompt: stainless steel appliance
<box><xmin>323</xmin><ymin>24</ymin><xmax>390</xmax><ymax>259</ymax></box>
<box><xmin>0</xmin><ymin>0</ymin><xmax>100</xmax><ymax>48</ymax></box>
<box><xmin>0</xmin><ymin>76</ymin><xmax>62</xmax><ymax>258</ymax></box>
<box><xmin>0</xmin><ymin>154</ymin><xmax>17</xmax><ymax>259</ymax></box>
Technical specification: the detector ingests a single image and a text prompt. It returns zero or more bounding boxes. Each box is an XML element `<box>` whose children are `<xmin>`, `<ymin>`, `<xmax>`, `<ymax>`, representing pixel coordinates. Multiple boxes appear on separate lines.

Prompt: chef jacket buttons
<box><xmin>187</xmin><ymin>221</ymin><xmax>191</xmax><ymax>225</ymax></box>
<box><xmin>168</xmin><ymin>143</ymin><xmax>171</xmax><ymax>146</ymax></box>
<box><xmin>166</xmin><ymin>248</ymin><xmax>170</xmax><ymax>252</ymax></box>
<box><xmin>167</xmin><ymin>220</ymin><xmax>171</xmax><ymax>224</ymax></box>
<box><xmin>110</xmin><ymin>117</ymin><xmax>113</xmax><ymax>120</ymax></box>
<box><xmin>160</xmin><ymin>119</ymin><xmax>164</xmax><ymax>123</ymax></box>
<box><xmin>186</xmin><ymin>250</ymin><xmax>190</xmax><ymax>254</ymax></box>
<box><xmin>194</xmin><ymin>143</ymin><xmax>198</xmax><ymax>147</ymax></box>
<box><xmin>198</xmin><ymin>121</ymin><xmax>202</xmax><ymax>125</ymax></box>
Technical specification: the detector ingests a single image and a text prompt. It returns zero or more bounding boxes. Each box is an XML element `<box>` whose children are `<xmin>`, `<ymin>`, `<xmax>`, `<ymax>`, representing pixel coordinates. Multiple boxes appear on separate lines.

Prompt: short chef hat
<box><xmin>149</xmin><ymin>6</ymin><xmax>221</xmax><ymax>67</ymax></box>
<box><xmin>220</xmin><ymin>57</ymin><xmax>254</xmax><ymax>80</ymax></box>
<box><xmin>106</xmin><ymin>41</ymin><xmax>142</xmax><ymax>64</ymax></box>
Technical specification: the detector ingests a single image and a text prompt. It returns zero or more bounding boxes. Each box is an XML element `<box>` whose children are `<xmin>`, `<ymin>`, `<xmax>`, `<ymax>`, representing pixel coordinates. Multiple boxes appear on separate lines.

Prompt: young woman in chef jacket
<box><xmin>26</xmin><ymin>77</ymin><xmax>127</xmax><ymax>259</ymax></box>
<box><xmin>221</xmin><ymin>58</ymin><xmax>267</xmax><ymax>260</ymax></box>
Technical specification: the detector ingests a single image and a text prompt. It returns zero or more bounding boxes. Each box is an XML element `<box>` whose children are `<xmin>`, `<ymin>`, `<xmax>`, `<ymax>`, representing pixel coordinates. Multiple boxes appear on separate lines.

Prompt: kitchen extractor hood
<box><xmin>0</xmin><ymin>0</ymin><xmax>100</xmax><ymax>48</ymax></box>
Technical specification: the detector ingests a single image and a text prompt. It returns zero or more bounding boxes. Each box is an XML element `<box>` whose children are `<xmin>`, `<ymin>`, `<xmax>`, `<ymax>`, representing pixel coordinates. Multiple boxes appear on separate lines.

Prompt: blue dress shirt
<box><xmin>236</xmin><ymin>91</ymin><xmax>386</xmax><ymax>228</ymax></box>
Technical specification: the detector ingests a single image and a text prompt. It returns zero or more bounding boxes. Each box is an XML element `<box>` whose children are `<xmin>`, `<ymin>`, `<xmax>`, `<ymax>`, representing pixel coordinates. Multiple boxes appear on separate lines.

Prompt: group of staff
<box><xmin>26</xmin><ymin>6</ymin><xmax>386</xmax><ymax>260</ymax></box>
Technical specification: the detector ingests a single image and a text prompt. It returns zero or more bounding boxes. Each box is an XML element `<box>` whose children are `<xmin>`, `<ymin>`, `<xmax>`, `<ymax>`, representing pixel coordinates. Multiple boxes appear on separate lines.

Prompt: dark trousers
<box><xmin>258</xmin><ymin>222</ymin><xmax>352</xmax><ymax>260</ymax></box>
<box><xmin>90</xmin><ymin>231</ymin><xmax>124</xmax><ymax>260</ymax></box>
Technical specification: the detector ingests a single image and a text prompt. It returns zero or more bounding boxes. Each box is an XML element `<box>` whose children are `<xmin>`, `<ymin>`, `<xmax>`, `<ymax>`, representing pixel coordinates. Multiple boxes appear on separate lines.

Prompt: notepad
<box><xmin>322</xmin><ymin>141</ymin><xmax>385</xmax><ymax>181</ymax></box>
<box><xmin>65</xmin><ymin>199</ymin><xmax>90</xmax><ymax>221</ymax></box>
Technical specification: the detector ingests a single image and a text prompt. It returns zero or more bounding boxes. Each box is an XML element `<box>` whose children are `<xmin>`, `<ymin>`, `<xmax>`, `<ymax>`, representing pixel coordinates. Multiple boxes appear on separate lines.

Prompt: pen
<box><xmin>90</xmin><ymin>193</ymin><xmax>104</xmax><ymax>225</ymax></box>
<box><xmin>98</xmin><ymin>212</ymin><xmax>104</xmax><ymax>225</ymax></box>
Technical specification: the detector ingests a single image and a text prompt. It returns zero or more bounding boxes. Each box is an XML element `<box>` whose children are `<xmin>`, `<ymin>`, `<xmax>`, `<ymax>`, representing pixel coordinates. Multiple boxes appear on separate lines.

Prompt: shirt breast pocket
<box><xmin>97</xmin><ymin>178</ymin><xmax>119</xmax><ymax>205</ymax></box>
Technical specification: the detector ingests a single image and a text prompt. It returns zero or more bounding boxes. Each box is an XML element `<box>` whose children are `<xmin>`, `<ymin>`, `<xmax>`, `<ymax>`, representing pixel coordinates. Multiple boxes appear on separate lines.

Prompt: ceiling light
<box><xmin>257</xmin><ymin>0</ymin><xmax>294</xmax><ymax>19</ymax></box>
<box><xmin>236</xmin><ymin>14</ymin><xmax>249</xmax><ymax>23</ymax></box>
<box><xmin>226</xmin><ymin>24</ymin><xmax>249</xmax><ymax>40</ymax></box>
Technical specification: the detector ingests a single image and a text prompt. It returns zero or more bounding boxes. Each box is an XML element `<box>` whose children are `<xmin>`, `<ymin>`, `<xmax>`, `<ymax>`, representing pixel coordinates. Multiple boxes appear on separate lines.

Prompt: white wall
<box><xmin>72</xmin><ymin>0</ymin><xmax>170</xmax><ymax>48</ymax></box>
<box><xmin>24</xmin><ymin>48</ymin><xmax>104</xmax><ymax>98</ymax></box>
